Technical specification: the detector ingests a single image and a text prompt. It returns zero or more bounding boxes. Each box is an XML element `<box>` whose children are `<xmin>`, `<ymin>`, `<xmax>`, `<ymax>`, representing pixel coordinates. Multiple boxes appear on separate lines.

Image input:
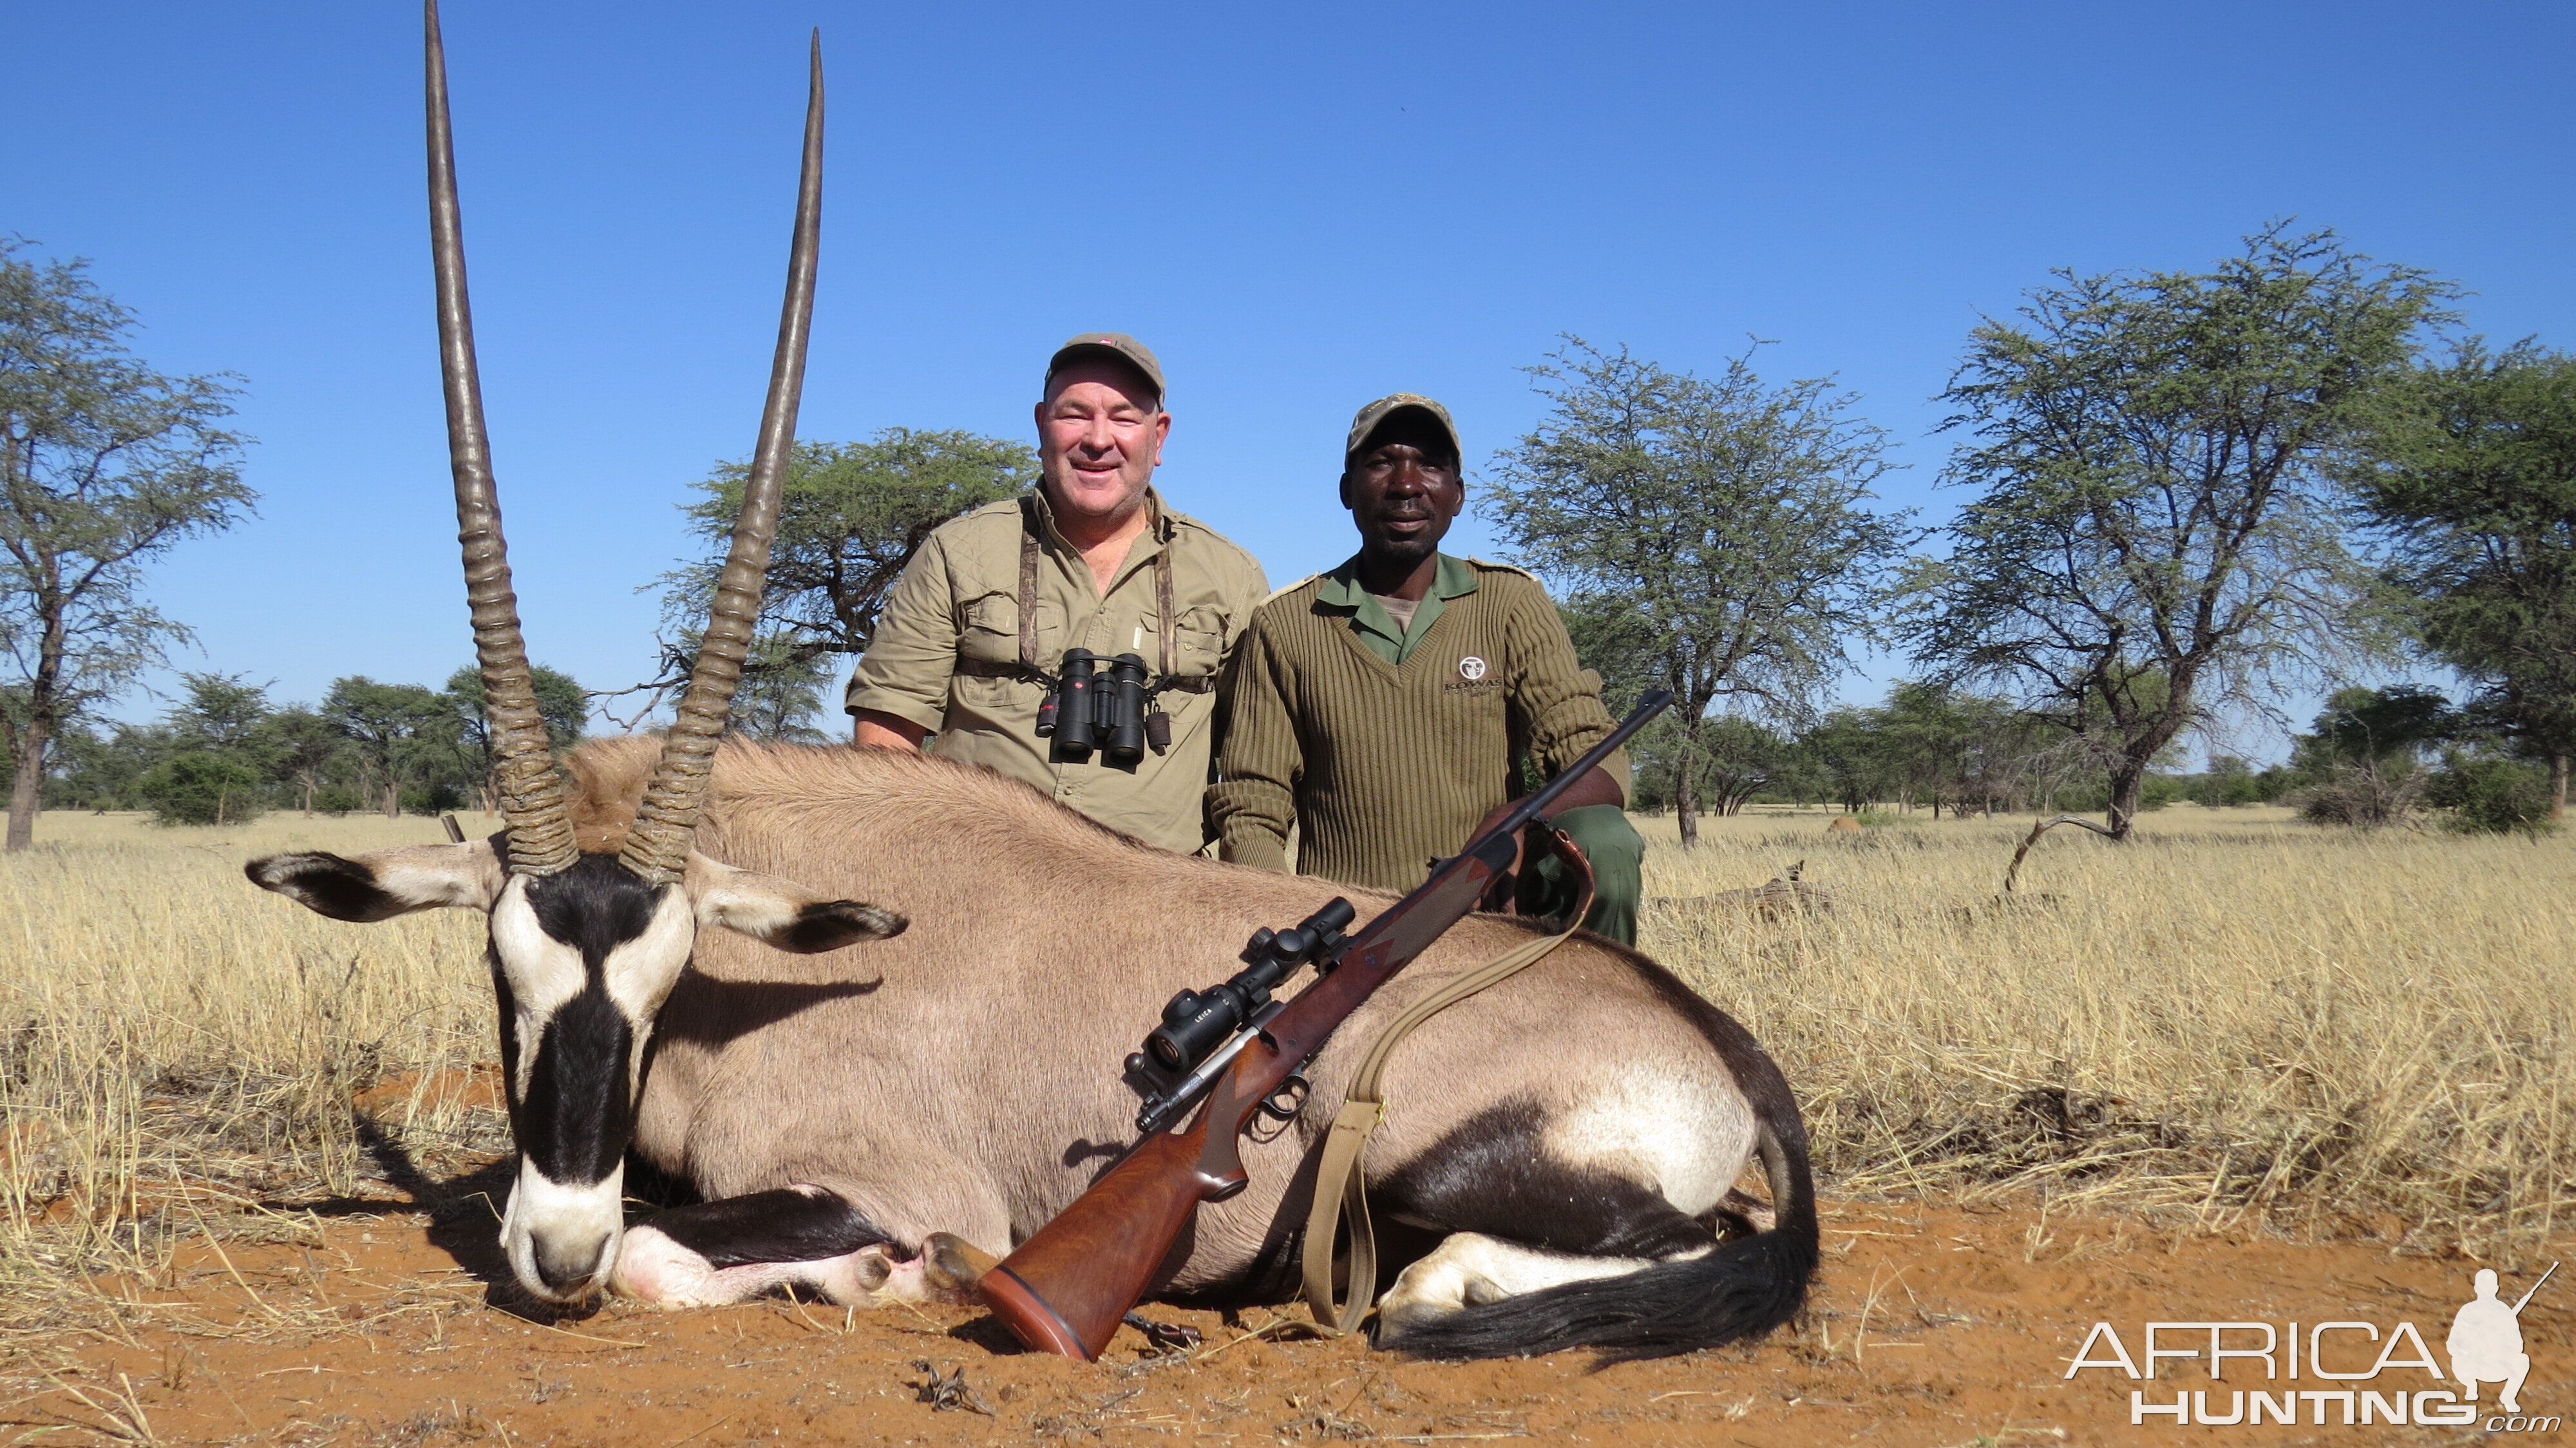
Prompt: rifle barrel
<box><xmin>2511</xmin><ymin>1261</ymin><xmax>2558</xmax><ymax>1314</ymax></box>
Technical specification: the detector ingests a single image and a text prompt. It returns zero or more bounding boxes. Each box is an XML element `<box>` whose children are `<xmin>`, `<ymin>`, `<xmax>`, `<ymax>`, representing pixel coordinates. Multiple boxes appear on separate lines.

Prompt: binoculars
<box><xmin>1035</xmin><ymin>649</ymin><xmax>1170</xmax><ymax>763</ymax></box>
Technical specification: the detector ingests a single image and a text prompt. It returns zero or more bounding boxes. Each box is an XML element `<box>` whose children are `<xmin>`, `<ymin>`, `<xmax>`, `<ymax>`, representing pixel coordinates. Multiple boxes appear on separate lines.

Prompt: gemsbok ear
<box><xmin>685</xmin><ymin>853</ymin><xmax>907</xmax><ymax>953</ymax></box>
<box><xmin>247</xmin><ymin>839</ymin><xmax>509</xmax><ymax>922</ymax></box>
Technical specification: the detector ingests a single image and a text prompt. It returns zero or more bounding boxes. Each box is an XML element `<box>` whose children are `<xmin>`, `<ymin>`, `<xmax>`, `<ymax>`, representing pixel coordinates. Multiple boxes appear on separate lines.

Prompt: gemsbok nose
<box><xmin>535</xmin><ymin>1234</ymin><xmax>611</xmax><ymax>1299</ymax></box>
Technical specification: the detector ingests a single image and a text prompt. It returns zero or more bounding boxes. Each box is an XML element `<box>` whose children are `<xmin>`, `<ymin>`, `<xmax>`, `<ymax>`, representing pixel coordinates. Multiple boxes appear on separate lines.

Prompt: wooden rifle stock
<box><xmin>981</xmin><ymin>689</ymin><xmax>1672</xmax><ymax>1359</ymax></box>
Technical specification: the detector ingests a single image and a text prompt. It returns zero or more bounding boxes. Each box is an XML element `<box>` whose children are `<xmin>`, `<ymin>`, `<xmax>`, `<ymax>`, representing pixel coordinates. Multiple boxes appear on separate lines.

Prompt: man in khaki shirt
<box><xmin>1209</xmin><ymin>394</ymin><xmax>1646</xmax><ymax>943</ymax></box>
<box><xmin>846</xmin><ymin>334</ymin><xmax>1268</xmax><ymax>854</ymax></box>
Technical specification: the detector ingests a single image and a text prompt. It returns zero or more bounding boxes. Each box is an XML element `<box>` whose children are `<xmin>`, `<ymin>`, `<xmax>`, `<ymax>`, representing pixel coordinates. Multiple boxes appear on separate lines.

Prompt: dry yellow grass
<box><xmin>1</xmin><ymin>811</ymin><xmax>497</xmax><ymax>1333</ymax></box>
<box><xmin>1640</xmin><ymin>804</ymin><xmax>2574</xmax><ymax>1261</ymax></box>
<box><xmin>3</xmin><ymin>800</ymin><xmax>2568</xmax><ymax>1341</ymax></box>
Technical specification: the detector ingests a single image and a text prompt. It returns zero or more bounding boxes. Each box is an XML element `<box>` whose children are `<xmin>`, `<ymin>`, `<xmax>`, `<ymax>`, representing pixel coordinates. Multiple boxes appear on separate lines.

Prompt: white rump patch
<box><xmin>1542</xmin><ymin>1068</ymin><xmax>1754</xmax><ymax>1217</ymax></box>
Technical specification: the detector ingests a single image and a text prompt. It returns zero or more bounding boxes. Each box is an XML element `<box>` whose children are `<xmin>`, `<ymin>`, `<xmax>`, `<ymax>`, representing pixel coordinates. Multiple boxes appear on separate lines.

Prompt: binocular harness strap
<box><xmin>1018</xmin><ymin>497</ymin><xmax>1182</xmax><ymax>681</ymax></box>
<box><xmin>1018</xmin><ymin>501</ymin><xmax>1045</xmax><ymax>672</ymax></box>
<box><xmin>1298</xmin><ymin>822</ymin><xmax>1598</xmax><ymax>1337</ymax></box>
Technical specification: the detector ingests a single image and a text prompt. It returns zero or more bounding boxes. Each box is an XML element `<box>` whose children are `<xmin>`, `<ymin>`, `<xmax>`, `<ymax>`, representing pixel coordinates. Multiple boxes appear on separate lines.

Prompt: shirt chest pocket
<box><xmin>957</xmin><ymin>592</ymin><xmax>1065</xmax><ymax>669</ymax></box>
<box><xmin>1164</xmin><ymin>604</ymin><xmax>1229</xmax><ymax>680</ymax></box>
<box><xmin>956</xmin><ymin>593</ymin><xmax>1021</xmax><ymax>669</ymax></box>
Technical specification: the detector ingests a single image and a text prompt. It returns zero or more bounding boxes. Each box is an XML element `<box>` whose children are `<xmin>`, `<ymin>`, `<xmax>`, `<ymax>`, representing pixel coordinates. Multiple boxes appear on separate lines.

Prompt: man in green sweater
<box><xmin>1209</xmin><ymin>394</ymin><xmax>1645</xmax><ymax>945</ymax></box>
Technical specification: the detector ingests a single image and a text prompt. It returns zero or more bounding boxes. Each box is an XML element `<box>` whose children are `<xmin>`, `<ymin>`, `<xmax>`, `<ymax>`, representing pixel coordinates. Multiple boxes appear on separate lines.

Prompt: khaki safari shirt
<box><xmin>1209</xmin><ymin>553</ymin><xmax>1629</xmax><ymax>891</ymax></box>
<box><xmin>846</xmin><ymin>488</ymin><xmax>1268</xmax><ymax>854</ymax></box>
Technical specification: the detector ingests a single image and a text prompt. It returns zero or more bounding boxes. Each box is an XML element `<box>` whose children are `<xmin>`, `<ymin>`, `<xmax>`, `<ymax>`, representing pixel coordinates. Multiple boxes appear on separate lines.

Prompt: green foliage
<box><xmin>135</xmin><ymin>750</ymin><xmax>265</xmax><ymax>826</ymax></box>
<box><xmin>442</xmin><ymin>664</ymin><xmax>587</xmax><ymax>754</ymax></box>
<box><xmin>1623</xmin><ymin>714</ymin><xmax>1792</xmax><ymax>816</ymax></box>
<box><xmin>2295</xmin><ymin>684</ymin><xmax>2455</xmax><ymax>770</ymax></box>
<box><xmin>309</xmin><ymin>784</ymin><xmax>363</xmax><ymax>814</ymax></box>
<box><xmin>1903</xmin><ymin>225</ymin><xmax>2450</xmax><ymax>835</ymax></box>
<box><xmin>1496</xmin><ymin>338</ymin><xmax>1911</xmax><ymax>841</ymax></box>
<box><xmin>399</xmin><ymin>781</ymin><xmax>469</xmax><ymax>816</ymax></box>
<box><xmin>647</xmin><ymin>430</ymin><xmax>1030</xmax><ymax>738</ymax></box>
<box><xmin>2344</xmin><ymin>340</ymin><xmax>2576</xmax><ymax>798</ymax></box>
<box><xmin>251</xmin><ymin>705</ymin><xmax>346</xmax><ymax>814</ymax></box>
<box><xmin>323</xmin><ymin>676</ymin><xmax>464</xmax><ymax>817</ymax></box>
<box><xmin>2428</xmin><ymin>755</ymin><xmax>2559</xmax><ymax>839</ymax></box>
<box><xmin>0</xmin><ymin>238</ymin><xmax>256</xmax><ymax>848</ymax></box>
<box><xmin>2177</xmin><ymin>756</ymin><xmax>2300</xmax><ymax>807</ymax></box>
<box><xmin>35</xmin><ymin>663</ymin><xmax>583</xmax><ymax>818</ymax></box>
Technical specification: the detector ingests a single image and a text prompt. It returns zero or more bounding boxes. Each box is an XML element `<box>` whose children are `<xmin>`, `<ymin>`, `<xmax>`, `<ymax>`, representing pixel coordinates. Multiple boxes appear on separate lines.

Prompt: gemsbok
<box><xmin>245</xmin><ymin>3</ymin><xmax>1820</xmax><ymax>1362</ymax></box>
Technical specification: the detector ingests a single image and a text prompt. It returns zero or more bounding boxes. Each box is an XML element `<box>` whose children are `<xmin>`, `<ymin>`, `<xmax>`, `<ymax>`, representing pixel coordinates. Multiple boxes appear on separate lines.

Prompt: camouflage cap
<box><xmin>1344</xmin><ymin>393</ymin><xmax>1462</xmax><ymax>463</ymax></box>
<box><xmin>1045</xmin><ymin>332</ymin><xmax>1166</xmax><ymax>405</ymax></box>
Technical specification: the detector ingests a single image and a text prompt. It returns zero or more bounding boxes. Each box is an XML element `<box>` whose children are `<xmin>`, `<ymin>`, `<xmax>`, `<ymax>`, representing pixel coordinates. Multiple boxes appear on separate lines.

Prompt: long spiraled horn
<box><xmin>426</xmin><ymin>0</ymin><xmax>578</xmax><ymax>876</ymax></box>
<box><xmin>619</xmin><ymin>33</ymin><xmax>824</xmax><ymax>886</ymax></box>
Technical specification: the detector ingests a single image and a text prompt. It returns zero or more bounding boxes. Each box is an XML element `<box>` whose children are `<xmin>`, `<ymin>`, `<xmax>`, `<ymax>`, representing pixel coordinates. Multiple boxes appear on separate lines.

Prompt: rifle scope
<box><xmin>1134</xmin><ymin>898</ymin><xmax>1356</xmax><ymax>1076</ymax></box>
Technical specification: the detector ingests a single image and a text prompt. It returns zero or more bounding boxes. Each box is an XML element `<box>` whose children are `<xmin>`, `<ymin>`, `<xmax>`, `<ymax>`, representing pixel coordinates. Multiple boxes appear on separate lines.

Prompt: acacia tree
<box><xmin>1492</xmin><ymin>339</ymin><xmax>1911</xmax><ymax>846</ymax></box>
<box><xmin>0</xmin><ymin>241</ymin><xmax>253</xmax><ymax>849</ymax></box>
<box><xmin>632</xmin><ymin>430</ymin><xmax>1035</xmax><ymax>734</ymax></box>
<box><xmin>2344</xmin><ymin>340</ymin><xmax>2576</xmax><ymax>818</ymax></box>
<box><xmin>1901</xmin><ymin>226</ymin><xmax>2450</xmax><ymax>838</ymax></box>
<box><xmin>324</xmin><ymin>677</ymin><xmax>458</xmax><ymax>818</ymax></box>
<box><xmin>444</xmin><ymin>663</ymin><xmax>585</xmax><ymax>810</ymax></box>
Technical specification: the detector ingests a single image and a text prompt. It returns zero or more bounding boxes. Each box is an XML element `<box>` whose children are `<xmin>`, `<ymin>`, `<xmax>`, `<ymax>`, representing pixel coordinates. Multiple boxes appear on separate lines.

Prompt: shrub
<box><xmin>399</xmin><ymin>783</ymin><xmax>468</xmax><ymax>816</ymax></box>
<box><xmin>134</xmin><ymin>752</ymin><xmax>267</xmax><ymax>826</ymax></box>
<box><xmin>309</xmin><ymin>785</ymin><xmax>364</xmax><ymax>815</ymax></box>
<box><xmin>2293</xmin><ymin>764</ymin><xmax>2423</xmax><ymax>829</ymax></box>
<box><xmin>2429</xmin><ymin>757</ymin><xmax>2561</xmax><ymax>839</ymax></box>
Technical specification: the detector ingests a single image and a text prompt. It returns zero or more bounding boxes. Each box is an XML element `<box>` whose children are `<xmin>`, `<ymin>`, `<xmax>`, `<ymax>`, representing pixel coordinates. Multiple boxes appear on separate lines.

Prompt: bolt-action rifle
<box><xmin>976</xmin><ymin>689</ymin><xmax>1674</xmax><ymax>1359</ymax></box>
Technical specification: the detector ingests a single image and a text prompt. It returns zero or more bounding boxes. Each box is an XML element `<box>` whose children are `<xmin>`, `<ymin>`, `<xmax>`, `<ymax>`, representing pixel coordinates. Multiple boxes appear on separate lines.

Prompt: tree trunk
<box><xmin>5</xmin><ymin>717</ymin><xmax>46</xmax><ymax>852</ymax></box>
<box><xmin>2105</xmin><ymin>756</ymin><xmax>2147</xmax><ymax>842</ymax></box>
<box><xmin>300</xmin><ymin>772</ymin><xmax>314</xmax><ymax>817</ymax></box>
<box><xmin>1675</xmin><ymin>752</ymin><xmax>1700</xmax><ymax>848</ymax></box>
<box><xmin>2553</xmin><ymin>753</ymin><xmax>2569</xmax><ymax>823</ymax></box>
<box><xmin>383</xmin><ymin>779</ymin><xmax>401</xmax><ymax>819</ymax></box>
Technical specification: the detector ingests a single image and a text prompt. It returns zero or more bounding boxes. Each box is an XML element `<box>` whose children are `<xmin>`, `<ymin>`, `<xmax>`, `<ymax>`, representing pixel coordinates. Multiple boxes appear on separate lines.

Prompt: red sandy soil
<box><xmin>10</xmin><ymin>1194</ymin><xmax>2563</xmax><ymax>1447</ymax></box>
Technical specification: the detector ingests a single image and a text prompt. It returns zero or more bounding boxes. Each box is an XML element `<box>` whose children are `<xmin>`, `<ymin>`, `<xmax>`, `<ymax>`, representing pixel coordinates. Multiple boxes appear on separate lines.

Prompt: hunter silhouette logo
<box><xmin>2450</xmin><ymin>1262</ymin><xmax>2552</xmax><ymax>1415</ymax></box>
<box><xmin>1457</xmin><ymin>655</ymin><xmax>1487</xmax><ymax>680</ymax></box>
<box><xmin>2065</xmin><ymin>1262</ymin><xmax>2557</xmax><ymax>1430</ymax></box>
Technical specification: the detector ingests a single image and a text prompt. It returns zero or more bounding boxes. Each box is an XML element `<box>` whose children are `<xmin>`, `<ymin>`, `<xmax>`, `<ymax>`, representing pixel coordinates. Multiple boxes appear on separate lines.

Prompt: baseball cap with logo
<box><xmin>1044</xmin><ymin>332</ymin><xmax>1166</xmax><ymax>405</ymax></box>
<box><xmin>1345</xmin><ymin>393</ymin><xmax>1463</xmax><ymax>464</ymax></box>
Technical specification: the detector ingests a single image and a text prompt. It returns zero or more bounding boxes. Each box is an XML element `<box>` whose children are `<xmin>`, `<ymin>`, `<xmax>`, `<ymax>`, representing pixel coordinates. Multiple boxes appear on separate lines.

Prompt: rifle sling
<box><xmin>1300</xmin><ymin>823</ymin><xmax>1596</xmax><ymax>1336</ymax></box>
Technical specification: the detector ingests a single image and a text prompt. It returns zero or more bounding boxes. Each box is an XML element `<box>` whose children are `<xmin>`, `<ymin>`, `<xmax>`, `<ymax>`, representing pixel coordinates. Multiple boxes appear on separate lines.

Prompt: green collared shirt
<box><xmin>1209</xmin><ymin>553</ymin><xmax>1630</xmax><ymax>891</ymax></box>
<box><xmin>1314</xmin><ymin>553</ymin><xmax>1482</xmax><ymax>665</ymax></box>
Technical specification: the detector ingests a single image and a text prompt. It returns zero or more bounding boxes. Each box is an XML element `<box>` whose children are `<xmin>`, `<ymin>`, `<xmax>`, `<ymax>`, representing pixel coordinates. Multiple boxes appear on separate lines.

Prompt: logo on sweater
<box><xmin>1457</xmin><ymin>656</ymin><xmax>1487</xmax><ymax>680</ymax></box>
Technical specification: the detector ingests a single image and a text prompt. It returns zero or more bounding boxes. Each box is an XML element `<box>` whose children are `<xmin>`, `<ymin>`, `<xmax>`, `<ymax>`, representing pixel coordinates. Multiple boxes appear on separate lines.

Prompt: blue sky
<box><xmin>8</xmin><ymin>1</ymin><xmax>2571</xmax><ymax>750</ymax></box>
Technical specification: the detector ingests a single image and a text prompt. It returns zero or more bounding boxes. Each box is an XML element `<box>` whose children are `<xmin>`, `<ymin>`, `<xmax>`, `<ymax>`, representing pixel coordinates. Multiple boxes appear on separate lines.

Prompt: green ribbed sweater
<box><xmin>1208</xmin><ymin>556</ymin><xmax>1628</xmax><ymax>892</ymax></box>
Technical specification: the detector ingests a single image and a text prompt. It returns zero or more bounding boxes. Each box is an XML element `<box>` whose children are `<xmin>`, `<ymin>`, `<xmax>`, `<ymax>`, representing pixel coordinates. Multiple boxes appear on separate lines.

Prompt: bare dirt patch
<box><xmin>9</xmin><ymin>1196</ymin><xmax>2562</xmax><ymax>1447</ymax></box>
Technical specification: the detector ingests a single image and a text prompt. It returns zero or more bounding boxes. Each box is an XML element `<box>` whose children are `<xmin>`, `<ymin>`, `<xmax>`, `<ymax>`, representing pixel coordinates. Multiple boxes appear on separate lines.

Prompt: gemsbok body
<box><xmin>246</xmin><ymin>4</ymin><xmax>1819</xmax><ymax>1362</ymax></box>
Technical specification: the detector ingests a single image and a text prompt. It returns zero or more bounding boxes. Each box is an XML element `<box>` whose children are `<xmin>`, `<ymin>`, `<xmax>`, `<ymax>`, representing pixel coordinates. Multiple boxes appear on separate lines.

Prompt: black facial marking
<box><xmin>773</xmin><ymin>900</ymin><xmax>907</xmax><ymax>954</ymax></box>
<box><xmin>246</xmin><ymin>852</ymin><xmax>405</xmax><ymax>922</ymax></box>
<box><xmin>643</xmin><ymin>1187</ymin><xmax>900</xmax><ymax>1268</ymax></box>
<box><xmin>500</xmin><ymin>855</ymin><xmax>670</xmax><ymax>1187</ymax></box>
<box><xmin>526</xmin><ymin>853</ymin><xmax>664</xmax><ymax>958</ymax></box>
<box><xmin>518</xmin><ymin>991</ymin><xmax>636</xmax><ymax>1186</ymax></box>
<box><xmin>1372</xmin><ymin>1099</ymin><xmax>1714</xmax><ymax>1261</ymax></box>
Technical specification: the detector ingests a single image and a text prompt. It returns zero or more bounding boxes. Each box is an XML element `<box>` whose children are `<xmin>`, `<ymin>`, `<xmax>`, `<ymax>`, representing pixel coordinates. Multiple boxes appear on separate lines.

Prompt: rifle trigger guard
<box><xmin>1259</xmin><ymin>1072</ymin><xmax>1311</xmax><ymax>1122</ymax></box>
